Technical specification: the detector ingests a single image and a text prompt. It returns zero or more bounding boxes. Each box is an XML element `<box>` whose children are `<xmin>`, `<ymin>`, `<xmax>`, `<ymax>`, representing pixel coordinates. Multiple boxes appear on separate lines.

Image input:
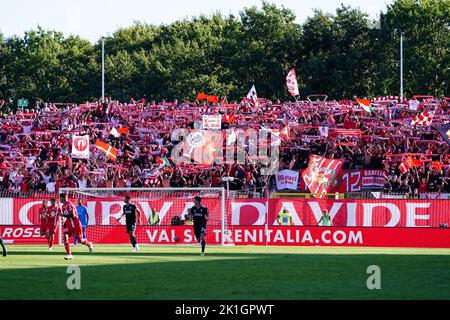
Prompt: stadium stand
<box><xmin>0</xmin><ymin>96</ymin><xmax>449</xmax><ymax>198</ymax></box>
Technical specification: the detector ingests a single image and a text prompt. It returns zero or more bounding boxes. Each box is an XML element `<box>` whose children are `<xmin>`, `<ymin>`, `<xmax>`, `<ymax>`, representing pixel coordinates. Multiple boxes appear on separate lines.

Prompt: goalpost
<box><xmin>58</xmin><ymin>187</ymin><xmax>231</xmax><ymax>246</ymax></box>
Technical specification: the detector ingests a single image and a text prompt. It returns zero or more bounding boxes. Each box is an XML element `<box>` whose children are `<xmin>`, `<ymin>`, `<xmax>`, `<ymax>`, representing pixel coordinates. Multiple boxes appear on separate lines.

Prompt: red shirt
<box><xmin>39</xmin><ymin>207</ymin><xmax>48</xmax><ymax>227</ymax></box>
<box><xmin>419</xmin><ymin>181</ymin><xmax>428</xmax><ymax>193</ymax></box>
<box><xmin>212</xmin><ymin>176</ymin><xmax>221</xmax><ymax>187</ymax></box>
<box><xmin>344</xmin><ymin>119</ymin><xmax>357</xmax><ymax>129</ymax></box>
<box><xmin>67</xmin><ymin>179</ymin><xmax>77</xmax><ymax>188</ymax></box>
<box><xmin>61</xmin><ymin>202</ymin><xmax>81</xmax><ymax>232</ymax></box>
<box><xmin>46</xmin><ymin>205</ymin><xmax>61</xmax><ymax>227</ymax></box>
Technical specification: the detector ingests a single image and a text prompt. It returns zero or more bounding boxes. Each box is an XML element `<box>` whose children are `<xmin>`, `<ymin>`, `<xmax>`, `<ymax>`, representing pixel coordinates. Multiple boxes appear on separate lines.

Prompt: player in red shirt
<box><xmin>39</xmin><ymin>199</ymin><xmax>53</xmax><ymax>250</ymax></box>
<box><xmin>59</xmin><ymin>193</ymin><xmax>94</xmax><ymax>260</ymax></box>
<box><xmin>46</xmin><ymin>198</ymin><xmax>61</xmax><ymax>251</ymax></box>
<box><xmin>39</xmin><ymin>200</ymin><xmax>48</xmax><ymax>237</ymax></box>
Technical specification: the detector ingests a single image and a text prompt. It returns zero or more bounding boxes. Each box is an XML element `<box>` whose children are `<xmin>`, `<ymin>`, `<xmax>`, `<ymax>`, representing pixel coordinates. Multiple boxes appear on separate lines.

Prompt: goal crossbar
<box><xmin>59</xmin><ymin>187</ymin><xmax>228</xmax><ymax>246</ymax></box>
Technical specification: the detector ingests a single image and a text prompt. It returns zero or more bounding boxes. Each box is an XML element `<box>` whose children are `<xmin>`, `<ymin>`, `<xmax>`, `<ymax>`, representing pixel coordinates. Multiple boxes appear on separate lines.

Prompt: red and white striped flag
<box><xmin>411</xmin><ymin>111</ymin><xmax>433</xmax><ymax>127</ymax></box>
<box><xmin>286</xmin><ymin>69</ymin><xmax>299</xmax><ymax>97</ymax></box>
<box><xmin>95</xmin><ymin>140</ymin><xmax>118</xmax><ymax>162</ymax></box>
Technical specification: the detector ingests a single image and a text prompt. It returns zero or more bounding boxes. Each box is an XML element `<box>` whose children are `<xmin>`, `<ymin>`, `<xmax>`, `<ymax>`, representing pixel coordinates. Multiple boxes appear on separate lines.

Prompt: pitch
<box><xmin>1</xmin><ymin>245</ymin><xmax>449</xmax><ymax>300</ymax></box>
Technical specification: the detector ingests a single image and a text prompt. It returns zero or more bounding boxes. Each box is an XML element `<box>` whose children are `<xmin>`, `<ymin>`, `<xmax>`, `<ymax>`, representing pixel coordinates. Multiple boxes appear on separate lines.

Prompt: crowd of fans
<box><xmin>0</xmin><ymin>95</ymin><xmax>449</xmax><ymax>196</ymax></box>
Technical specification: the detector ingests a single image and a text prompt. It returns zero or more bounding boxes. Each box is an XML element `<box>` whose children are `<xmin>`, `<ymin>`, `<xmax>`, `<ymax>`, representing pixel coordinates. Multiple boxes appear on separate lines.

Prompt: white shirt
<box><xmin>78</xmin><ymin>179</ymin><xmax>88</xmax><ymax>189</ymax></box>
<box><xmin>46</xmin><ymin>182</ymin><xmax>56</xmax><ymax>193</ymax></box>
<box><xmin>42</xmin><ymin>174</ymin><xmax>51</xmax><ymax>184</ymax></box>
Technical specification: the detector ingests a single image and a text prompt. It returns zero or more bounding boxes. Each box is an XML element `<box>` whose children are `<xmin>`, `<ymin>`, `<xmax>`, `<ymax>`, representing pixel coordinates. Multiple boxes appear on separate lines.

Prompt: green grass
<box><xmin>1</xmin><ymin>245</ymin><xmax>450</xmax><ymax>300</ymax></box>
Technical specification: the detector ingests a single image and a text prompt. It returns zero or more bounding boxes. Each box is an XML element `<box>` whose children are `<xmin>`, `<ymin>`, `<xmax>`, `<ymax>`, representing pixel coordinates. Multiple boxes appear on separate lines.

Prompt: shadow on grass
<box><xmin>1</xmin><ymin>252</ymin><xmax>450</xmax><ymax>300</ymax></box>
<box><xmin>7</xmin><ymin>250</ymin><xmax>300</xmax><ymax>258</ymax></box>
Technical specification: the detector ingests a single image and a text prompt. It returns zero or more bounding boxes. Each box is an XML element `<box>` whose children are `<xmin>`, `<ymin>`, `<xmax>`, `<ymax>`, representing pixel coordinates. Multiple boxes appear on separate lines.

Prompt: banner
<box><xmin>3</xmin><ymin>197</ymin><xmax>450</xmax><ymax>228</ymax></box>
<box><xmin>267</xmin><ymin>198</ymin><xmax>450</xmax><ymax>228</ymax></box>
<box><xmin>202</xmin><ymin>115</ymin><xmax>222</xmax><ymax>130</ymax></box>
<box><xmin>409</xmin><ymin>99</ymin><xmax>419</xmax><ymax>111</ymax></box>
<box><xmin>276</xmin><ymin>170</ymin><xmax>299</xmax><ymax>190</ymax></box>
<box><xmin>71</xmin><ymin>135</ymin><xmax>90</xmax><ymax>159</ymax></box>
<box><xmin>2</xmin><ymin>226</ymin><xmax>449</xmax><ymax>248</ymax></box>
<box><xmin>302</xmin><ymin>155</ymin><xmax>344</xmax><ymax>196</ymax></box>
<box><xmin>299</xmin><ymin>170</ymin><xmax>386</xmax><ymax>192</ymax></box>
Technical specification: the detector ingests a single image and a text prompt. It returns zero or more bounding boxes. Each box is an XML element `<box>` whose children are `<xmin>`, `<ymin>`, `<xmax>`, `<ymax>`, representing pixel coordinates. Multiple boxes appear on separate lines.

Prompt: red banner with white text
<box><xmin>268</xmin><ymin>198</ymin><xmax>449</xmax><ymax>227</ymax></box>
<box><xmin>1</xmin><ymin>226</ymin><xmax>449</xmax><ymax>248</ymax></box>
<box><xmin>1</xmin><ymin>197</ymin><xmax>450</xmax><ymax>228</ymax></box>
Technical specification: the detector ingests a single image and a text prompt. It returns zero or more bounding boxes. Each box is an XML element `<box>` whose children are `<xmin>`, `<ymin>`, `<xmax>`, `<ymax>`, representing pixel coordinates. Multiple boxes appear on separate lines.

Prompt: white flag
<box><xmin>110</xmin><ymin>127</ymin><xmax>120</xmax><ymax>138</ymax></box>
<box><xmin>227</xmin><ymin>129</ymin><xmax>237</xmax><ymax>146</ymax></box>
<box><xmin>72</xmin><ymin>135</ymin><xmax>90</xmax><ymax>159</ymax></box>
<box><xmin>319</xmin><ymin>126</ymin><xmax>329</xmax><ymax>137</ymax></box>
<box><xmin>409</xmin><ymin>99</ymin><xmax>419</xmax><ymax>111</ymax></box>
<box><xmin>286</xmin><ymin>69</ymin><xmax>299</xmax><ymax>97</ymax></box>
<box><xmin>246</xmin><ymin>85</ymin><xmax>258</xmax><ymax>106</ymax></box>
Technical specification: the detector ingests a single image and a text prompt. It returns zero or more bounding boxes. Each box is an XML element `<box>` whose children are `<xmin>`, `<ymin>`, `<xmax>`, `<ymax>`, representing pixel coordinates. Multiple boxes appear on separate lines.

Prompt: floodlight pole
<box><xmin>400</xmin><ymin>31</ymin><xmax>404</xmax><ymax>102</ymax></box>
<box><xmin>101</xmin><ymin>37</ymin><xmax>105</xmax><ymax>103</ymax></box>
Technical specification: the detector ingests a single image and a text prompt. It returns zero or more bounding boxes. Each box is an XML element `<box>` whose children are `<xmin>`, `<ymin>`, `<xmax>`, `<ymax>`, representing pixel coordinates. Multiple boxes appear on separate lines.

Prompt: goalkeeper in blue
<box><xmin>0</xmin><ymin>236</ymin><xmax>7</xmax><ymax>257</ymax></box>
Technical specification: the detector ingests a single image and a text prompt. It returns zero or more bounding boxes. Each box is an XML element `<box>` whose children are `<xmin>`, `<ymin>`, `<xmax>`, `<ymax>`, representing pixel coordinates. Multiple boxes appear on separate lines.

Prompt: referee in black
<box><xmin>0</xmin><ymin>236</ymin><xmax>7</xmax><ymax>257</ymax></box>
<box><xmin>189</xmin><ymin>196</ymin><xmax>209</xmax><ymax>256</ymax></box>
<box><xmin>117</xmin><ymin>195</ymin><xmax>142</xmax><ymax>252</ymax></box>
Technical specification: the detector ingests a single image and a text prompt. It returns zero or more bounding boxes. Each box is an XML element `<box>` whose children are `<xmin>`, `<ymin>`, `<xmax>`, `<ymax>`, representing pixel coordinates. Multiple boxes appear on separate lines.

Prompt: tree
<box><xmin>0</xmin><ymin>1</ymin><xmax>448</xmax><ymax>103</ymax></box>
<box><xmin>375</xmin><ymin>0</ymin><xmax>450</xmax><ymax>97</ymax></box>
<box><xmin>301</xmin><ymin>6</ymin><xmax>375</xmax><ymax>99</ymax></box>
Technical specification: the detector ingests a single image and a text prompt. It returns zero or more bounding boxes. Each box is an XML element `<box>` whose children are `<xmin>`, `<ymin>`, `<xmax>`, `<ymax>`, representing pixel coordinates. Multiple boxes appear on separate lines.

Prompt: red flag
<box><xmin>302</xmin><ymin>155</ymin><xmax>344</xmax><ymax>197</ymax></box>
<box><xmin>223</xmin><ymin>114</ymin><xmax>235</xmax><ymax>124</ymax></box>
<box><xmin>398</xmin><ymin>162</ymin><xmax>410</xmax><ymax>174</ymax></box>
<box><xmin>117</xmin><ymin>127</ymin><xmax>129</xmax><ymax>135</ymax></box>
<box><xmin>196</xmin><ymin>93</ymin><xmax>208</xmax><ymax>101</ymax></box>
<box><xmin>95</xmin><ymin>141</ymin><xmax>118</xmax><ymax>162</ymax></box>
<box><xmin>412</xmin><ymin>157</ymin><xmax>422</xmax><ymax>167</ymax></box>
<box><xmin>398</xmin><ymin>155</ymin><xmax>414</xmax><ymax>173</ymax></box>
<box><xmin>186</xmin><ymin>131</ymin><xmax>221</xmax><ymax>165</ymax></box>
<box><xmin>280</xmin><ymin>126</ymin><xmax>291</xmax><ymax>140</ymax></box>
<box><xmin>207</xmin><ymin>95</ymin><xmax>219</xmax><ymax>104</ymax></box>
<box><xmin>431</xmin><ymin>161</ymin><xmax>442</xmax><ymax>172</ymax></box>
<box><xmin>286</xmin><ymin>69</ymin><xmax>299</xmax><ymax>97</ymax></box>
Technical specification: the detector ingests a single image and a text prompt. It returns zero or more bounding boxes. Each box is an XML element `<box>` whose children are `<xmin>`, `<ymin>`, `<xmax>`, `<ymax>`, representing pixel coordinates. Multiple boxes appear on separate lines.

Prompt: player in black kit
<box><xmin>189</xmin><ymin>196</ymin><xmax>209</xmax><ymax>256</ymax></box>
<box><xmin>0</xmin><ymin>236</ymin><xmax>7</xmax><ymax>257</ymax></box>
<box><xmin>117</xmin><ymin>195</ymin><xmax>142</xmax><ymax>252</ymax></box>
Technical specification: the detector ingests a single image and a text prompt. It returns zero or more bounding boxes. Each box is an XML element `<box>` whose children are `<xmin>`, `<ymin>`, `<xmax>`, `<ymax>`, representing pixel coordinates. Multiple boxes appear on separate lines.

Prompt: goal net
<box><xmin>59</xmin><ymin>188</ymin><xmax>233</xmax><ymax>246</ymax></box>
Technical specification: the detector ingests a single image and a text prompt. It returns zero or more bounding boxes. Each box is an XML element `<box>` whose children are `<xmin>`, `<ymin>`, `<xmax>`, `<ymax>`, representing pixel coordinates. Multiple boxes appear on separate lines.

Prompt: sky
<box><xmin>1</xmin><ymin>0</ymin><xmax>392</xmax><ymax>43</ymax></box>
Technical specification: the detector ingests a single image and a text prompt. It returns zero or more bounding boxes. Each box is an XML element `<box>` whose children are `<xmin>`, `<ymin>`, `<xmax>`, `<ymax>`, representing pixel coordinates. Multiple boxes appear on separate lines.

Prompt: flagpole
<box><xmin>294</xmin><ymin>95</ymin><xmax>305</xmax><ymax>118</ymax></box>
